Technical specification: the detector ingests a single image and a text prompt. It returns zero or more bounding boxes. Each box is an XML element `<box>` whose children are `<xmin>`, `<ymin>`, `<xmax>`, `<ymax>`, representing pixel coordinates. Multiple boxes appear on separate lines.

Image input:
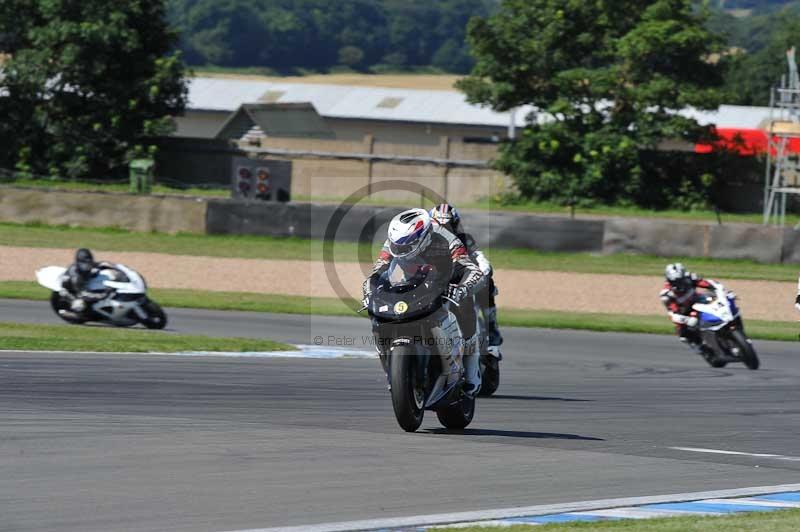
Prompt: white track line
<box><xmin>219</xmin><ymin>483</ymin><xmax>800</xmax><ymax>532</ymax></box>
<box><xmin>0</xmin><ymin>345</ymin><xmax>377</xmax><ymax>359</ymax></box>
<box><xmin>670</xmin><ymin>446</ymin><xmax>800</xmax><ymax>461</ymax></box>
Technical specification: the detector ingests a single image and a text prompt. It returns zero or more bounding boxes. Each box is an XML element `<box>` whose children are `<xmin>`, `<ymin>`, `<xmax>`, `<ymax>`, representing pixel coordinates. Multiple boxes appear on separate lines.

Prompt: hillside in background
<box><xmin>709</xmin><ymin>1</ymin><xmax>800</xmax><ymax>105</ymax></box>
<box><xmin>167</xmin><ymin>0</ymin><xmax>494</xmax><ymax>75</ymax></box>
<box><xmin>167</xmin><ymin>0</ymin><xmax>799</xmax><ymax>105</ymax></box>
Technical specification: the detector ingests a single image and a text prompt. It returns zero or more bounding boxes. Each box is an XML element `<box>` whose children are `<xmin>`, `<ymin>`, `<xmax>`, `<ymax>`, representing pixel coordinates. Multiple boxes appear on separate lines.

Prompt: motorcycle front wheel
<box><xmin>389</xmin><ymin>344</ymin><xmax>425</xmax><ymax>432</ymax></box>
<box><xmin>50</xmin><ymin>292</ymin><xmax>88</xmax><ymax>324</ymax></box>
<box><xmin>142</xmin><ymin>300</ymin><xmax>168</xmax><ymax>330</ymax></box>
<box><xmin>730</xmin><ymin>329</ymin><xmax>759</xmax><ymax>370</ymax></box>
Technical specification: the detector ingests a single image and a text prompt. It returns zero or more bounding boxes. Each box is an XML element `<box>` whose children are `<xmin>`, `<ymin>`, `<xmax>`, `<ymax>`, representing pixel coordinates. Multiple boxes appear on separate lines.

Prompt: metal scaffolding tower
<box><xmin>763</xmin><ymin>47</ymin><xmax>800</xmax><ymax>226</ymax></box>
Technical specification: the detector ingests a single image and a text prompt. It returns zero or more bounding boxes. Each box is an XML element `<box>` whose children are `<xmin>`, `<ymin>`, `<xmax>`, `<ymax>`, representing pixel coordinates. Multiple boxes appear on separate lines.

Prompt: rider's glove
<box><xmin>670</xmin><ymin>313</ymin><xmax>697</xmax><ymax>327</ymax></box>
<box><xmin>447</xmin><ymin>285</ymin><xmax>468</xmax><ymax>303</ymax></box>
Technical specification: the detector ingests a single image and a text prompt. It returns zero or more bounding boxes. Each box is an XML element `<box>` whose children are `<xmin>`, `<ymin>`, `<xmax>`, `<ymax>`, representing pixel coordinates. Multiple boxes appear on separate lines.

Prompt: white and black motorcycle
<box><xmin>692</xmin><ymin>286</ymin><xmax>759</xmax><ymax>370</ymax></box>
<box><xmin>36</xmin><ymin>264</ymin><xmax>167</xmax><ymax>329</ymax></box>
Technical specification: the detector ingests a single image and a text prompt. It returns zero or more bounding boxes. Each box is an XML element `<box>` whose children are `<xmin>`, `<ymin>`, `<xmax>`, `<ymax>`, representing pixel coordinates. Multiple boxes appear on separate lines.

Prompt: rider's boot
<box><xmin>681</xmin><ymin>336</ymin><xmax>719</xmax><ymax>363</ymax></box>
<box><xmin>462</xmin><ymin>334</ymin><xmax>481</xmax><ymax>398</ymax></box>
<box><xmin>484</xmin><ymin>306</ymin><xmax>503</xmax><ymax>347</ymax></box>
<box><xmin>70</xmin><ymin>298</ymin><xmax>87</xmax><ymax>313</ymax></box>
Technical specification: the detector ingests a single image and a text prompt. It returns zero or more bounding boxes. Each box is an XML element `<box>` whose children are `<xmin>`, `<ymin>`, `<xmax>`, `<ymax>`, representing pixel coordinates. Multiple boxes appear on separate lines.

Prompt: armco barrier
<box><xmin>0</xmin><ymin>186</ymin><xmax>207</xmax><ymax>234</ymax></box>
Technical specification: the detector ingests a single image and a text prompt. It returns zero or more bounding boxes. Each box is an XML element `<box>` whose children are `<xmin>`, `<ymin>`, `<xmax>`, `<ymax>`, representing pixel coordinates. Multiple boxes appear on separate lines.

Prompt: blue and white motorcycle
<box><xmin>691</xmin><ymin>286</ymin><xmax>759</xmax><ymax>370</ymax></box>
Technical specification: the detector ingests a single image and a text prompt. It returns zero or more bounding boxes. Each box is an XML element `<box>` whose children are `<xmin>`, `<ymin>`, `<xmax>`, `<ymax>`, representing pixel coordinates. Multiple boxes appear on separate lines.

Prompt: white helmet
<box><xmin>665</xmin><ymin>262</ymin><xmax>686</xmax><ymax>282</ymax></box>
<box><xmin>387</xmin><ymin>208</ymin><xmax>433</xmax><ymax>258</ymax></box>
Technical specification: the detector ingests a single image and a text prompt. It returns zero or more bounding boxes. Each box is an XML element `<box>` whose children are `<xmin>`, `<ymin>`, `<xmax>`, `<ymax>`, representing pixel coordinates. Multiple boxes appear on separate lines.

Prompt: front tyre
<box><xmin>50</xmin><ymin>292</ymin><xmax>87</xmax><ymax>324</ymax></box>
<box><xmin>731</xmin><ymin>329</ymin><xmax>759</xmax><ymax>370</ymax></box>
<box><xmin>142</xmin><ymin>300</ymin><xmax>168</xmax><ymax>330</ymax></box>
<box><xmin>389</xmin><ymin>344</ymin><xmax>425</xmax><ymax>432</ymax></box>
<box><xmin>436</xmin><ymin>394</ymin><xmax>475</xmax><ymax>430</ymax></box>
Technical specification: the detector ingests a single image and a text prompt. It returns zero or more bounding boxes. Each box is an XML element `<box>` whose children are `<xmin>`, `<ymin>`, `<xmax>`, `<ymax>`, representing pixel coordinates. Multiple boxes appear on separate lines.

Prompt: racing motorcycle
<box><xmin>36</xmin><ymin>264</ymin><xmax>168</xmax><ymax>329</ymax></box>
<box><xmin>366</xmin><ymin>255</ymin><xmax>476</xmax><ymax>432</ymax></box>
<box><xmin>691</xmin><ymin>286</ymin><xmax>759</xmax><ymax>370</ymax></box>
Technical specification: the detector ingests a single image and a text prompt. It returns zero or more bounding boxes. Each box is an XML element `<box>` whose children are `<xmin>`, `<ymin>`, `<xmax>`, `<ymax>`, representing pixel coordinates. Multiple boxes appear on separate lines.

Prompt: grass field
<box><xmin>437</xmin><ymin>507</ymin><xmax>800</xmax><ymax>531</ymax></box>
<box><xmin>3</xmin><ymin>282</ymin><xmax>797</xmax><ymax>342</ymax></box>
<box><xmin>193</xmin><ymin>70</ymin><xmax>463</xmax><ymax>90</ymax></box>
<box><xmin>1</xmin><ymin>222</ymin><xmax>798</xmax><ymax>282</ymax></box>
<box><xmin>0</xmin><ymin>322</ymin><xmax>293</xmax><ymax>353</ymax></box>
<box><xmin>1</xmin><ymin>179</ymin><xmax>228</xmax><ymax>197</ymax></box>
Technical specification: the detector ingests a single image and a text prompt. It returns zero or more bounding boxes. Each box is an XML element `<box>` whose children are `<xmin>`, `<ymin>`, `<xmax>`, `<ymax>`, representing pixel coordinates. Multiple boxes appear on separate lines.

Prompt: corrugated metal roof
<box><xmin>187</xmin><ymin>76</ymin><xmax>533</xmax><ymax>128</ymax></box>
<box><xmin>187</xmin><ymin>77</ymin><xmax>778</xmax><ymax>131</ymax></box>
<box><xmin>683</xmin><ymin>105</ymin><xmax>774</xmax><ymax>130</ymax></box>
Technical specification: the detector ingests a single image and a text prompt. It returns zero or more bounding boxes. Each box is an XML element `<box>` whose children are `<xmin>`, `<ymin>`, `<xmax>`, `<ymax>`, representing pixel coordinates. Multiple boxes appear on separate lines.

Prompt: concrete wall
<box><xmin>5</xmin><ymin>185</ymin><xmax>799</xmax><ymax>264</ymax></box>
<box><xmin>253</xmin><ymin>136</ymin><xmax>506</xmax><ymax>203</ymax></box>
<box><xmin>0</xmin><ymin>187</ymin><xmax>208</xmax><ymax>234</ymax></box>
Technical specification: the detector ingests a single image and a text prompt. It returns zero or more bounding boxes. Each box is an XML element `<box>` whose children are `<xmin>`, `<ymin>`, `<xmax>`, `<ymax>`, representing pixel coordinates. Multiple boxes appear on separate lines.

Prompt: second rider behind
<box><xmin>429</xmin><ymin>203</ymin><xmax>503</xmax><ymax>351</ymax></box>
<box><xmin>362</xmin><ymin>208</ymin><xmax>485</xmax><ymax>396</ymax></box>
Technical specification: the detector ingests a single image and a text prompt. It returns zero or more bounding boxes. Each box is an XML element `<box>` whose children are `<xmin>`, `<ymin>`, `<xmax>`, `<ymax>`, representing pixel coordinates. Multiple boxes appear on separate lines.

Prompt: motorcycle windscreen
<box><xmin>386</xmin><ymin>256</ymin><xmax>434</xmax><ymax>289</ymax></box>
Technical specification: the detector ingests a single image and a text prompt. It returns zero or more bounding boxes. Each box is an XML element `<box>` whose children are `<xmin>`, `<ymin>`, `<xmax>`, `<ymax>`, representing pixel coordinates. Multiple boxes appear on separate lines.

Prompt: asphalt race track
<box><xmin>2</xmin><ymin>298</ymin><xmax>800</xmax><ymax>532</ymax></box>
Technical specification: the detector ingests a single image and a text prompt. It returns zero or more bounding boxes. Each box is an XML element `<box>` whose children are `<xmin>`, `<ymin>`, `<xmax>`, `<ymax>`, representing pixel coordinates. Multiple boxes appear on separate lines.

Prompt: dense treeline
<box><xmin>167</xmin><ymin>0</ymin><xmax>494</xmax><ymax>74</ymax></box>
<box><xmin>709</xmin><ymin>2</ymin><xmax>800</xmax><ymax>105</ymax></box>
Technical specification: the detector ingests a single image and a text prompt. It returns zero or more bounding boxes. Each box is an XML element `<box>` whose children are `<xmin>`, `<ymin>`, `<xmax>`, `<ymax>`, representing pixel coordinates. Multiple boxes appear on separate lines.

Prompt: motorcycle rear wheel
<box><xmin>478</xmin><ymin>357</ymin><xmax>500</xmax><ymax>397</ymax></box>
<box><xmin>389</xmin><ymin>344</ymin><xmax>425</xmax><ymax>432</ymax></box>
<box><xmin>435</xmin><ymin>394</ymin><xmax>475</xmax><ymax>430</ymax></box>
<box><xmin>50</xmin><ymin>292</ymin><xmax>88</xmax><ymax>324</ymax></box>
<box><xmin>730</xmin><ymin>330</ymin><xmax>759</xmax><ymax>370</ymax></box>
<box><xmin>142</xmin><ymin>300</ymin><xmax>168</xmax><ymax>330</ymax></box>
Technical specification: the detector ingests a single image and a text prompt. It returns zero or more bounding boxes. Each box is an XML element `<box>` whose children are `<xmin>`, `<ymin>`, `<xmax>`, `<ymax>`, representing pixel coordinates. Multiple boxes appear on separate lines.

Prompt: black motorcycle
<box><xmin>366</xmin><ymin>256</ymin><xmax>475</xmax><ymax>432</ymax></box>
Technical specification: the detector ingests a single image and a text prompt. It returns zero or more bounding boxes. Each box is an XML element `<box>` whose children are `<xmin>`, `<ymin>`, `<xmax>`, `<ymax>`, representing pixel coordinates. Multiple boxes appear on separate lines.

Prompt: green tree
<box><xmin>459</xmin><ymin>0</ymin><xmax>728</xmax><ymax>208</ymax></box>
<box><xmin>0</xmin><ymin>0</ymin><xmax>187</xmax><ymax>179</ymax></box>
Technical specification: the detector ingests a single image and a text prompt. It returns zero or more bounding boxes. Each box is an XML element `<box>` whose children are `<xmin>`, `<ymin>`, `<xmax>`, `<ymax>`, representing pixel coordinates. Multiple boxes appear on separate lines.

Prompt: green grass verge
<box><xmin>1</xmin><ymin>222</ymin><xmax>798</xmax><ymax>281</ymax></box>
<box><xmin>0</xmin><ymin>322</ymin><xmax>293</xmax><ymax>353</ymax></box>
<box><xmin>436</xmin><ymin>507</ymin><xmax>800</xmax><ymax>531</ymax></box>
<box><xmin>2</xmin><ymin>179</ymin><xmax>228</xmax><ymax>197</ymax></box>
<box><xmin>3</xmin><ymin>282</ymin><xmax>797</xmax><ymax>342</ymax></box>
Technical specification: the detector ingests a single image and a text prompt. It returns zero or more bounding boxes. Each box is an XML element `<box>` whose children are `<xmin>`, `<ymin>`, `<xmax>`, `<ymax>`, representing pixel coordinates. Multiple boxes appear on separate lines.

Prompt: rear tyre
<box><xmin>478</xmin><ymin>357</ymin><xmax>500</xmax><ymax>397</ymax></box>
<box><xmin>731</xmin><ymin>329</ymin><xmax>759</xmax><ymax>370</ymax></box>
<box><xmin>50</xmin><ymin>292</ymin><xmax>87</xmax><ymax>324</ymax></box>
<box><xmin>389</xmin><ymin>344</ymin><xmax>425</xmax><ymax>432</ymax></box>
<box><xmin>142</xmin><ymin>300</ymin><xmax>168</xmax><ymax>330</ymax></box>
<box><xmin>436</xmin><ymin>394</ymin><xmax>475</xmax><ymax>430</ymax></box>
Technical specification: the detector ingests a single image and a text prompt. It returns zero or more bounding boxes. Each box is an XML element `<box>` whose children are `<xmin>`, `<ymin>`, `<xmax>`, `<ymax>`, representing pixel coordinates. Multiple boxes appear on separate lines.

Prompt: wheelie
<box><xmin>36</xmin><ymin>248</ymin><xmax>168</xmax><ymax>329</ymax></box>
<box><xmin>661</xmin><ymin>263</ymin><xmax>758</xmax><ymax>369</ymax></box>
<box><xmin>362</xmin><ymin>209</ymin><xmax>484</xmax><ymax>432</ymax></box>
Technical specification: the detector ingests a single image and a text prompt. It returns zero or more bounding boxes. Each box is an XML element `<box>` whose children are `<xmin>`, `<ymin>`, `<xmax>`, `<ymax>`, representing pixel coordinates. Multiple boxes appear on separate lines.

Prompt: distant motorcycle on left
<box><xmin>36</xmin><ymin>264</ymin><xmax>167</xmax><ymax>329</ymax></box>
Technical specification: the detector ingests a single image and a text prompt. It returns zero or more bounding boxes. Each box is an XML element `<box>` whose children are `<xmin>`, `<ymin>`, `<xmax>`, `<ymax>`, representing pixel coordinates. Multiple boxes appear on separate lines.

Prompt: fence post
<box><xmin>364</xmin><ymin>134</ymin><xmax>375</xmax><ymax>196</ymax></box>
